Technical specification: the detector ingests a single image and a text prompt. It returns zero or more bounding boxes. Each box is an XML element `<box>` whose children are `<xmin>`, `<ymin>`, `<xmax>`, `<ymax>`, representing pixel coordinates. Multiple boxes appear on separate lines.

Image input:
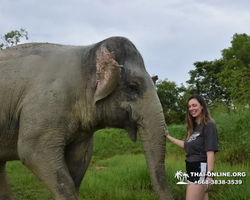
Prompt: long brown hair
<box><xmin>185</xmin><ymin>94</ymin><xmax>213</xmax><ymax>140</ymax></box>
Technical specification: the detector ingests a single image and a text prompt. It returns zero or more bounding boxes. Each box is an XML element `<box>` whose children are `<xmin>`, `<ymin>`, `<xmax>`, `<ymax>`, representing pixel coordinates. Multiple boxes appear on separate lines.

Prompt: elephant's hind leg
<box><xmin>0</xmin><ymin>162</ymin><xmax>13</xmax><ymax>200</ymax></box>
<box><xmin>65</xmin><ymin>134</ymin><xmax>94</xmax><ymax>193</ymax></box>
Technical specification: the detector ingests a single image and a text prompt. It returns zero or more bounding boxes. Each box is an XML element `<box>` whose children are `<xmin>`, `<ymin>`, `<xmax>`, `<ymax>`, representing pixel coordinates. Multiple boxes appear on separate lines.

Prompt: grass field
<box><xmin>7</xmin><ymin>153</ymin><xmax>249</xmax><ymax>200</ymax></box>
<box><xmin>5</xmin><ymin>106</ymin><xmax>250</xmax><ymax>200</ymax></box>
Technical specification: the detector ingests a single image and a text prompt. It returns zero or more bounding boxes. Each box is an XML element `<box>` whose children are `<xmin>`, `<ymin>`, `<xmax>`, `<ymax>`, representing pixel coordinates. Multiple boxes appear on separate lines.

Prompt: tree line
<box><xmin>156</xmin><ymin>33</ymin><xmax>250</xmax><ymax>124</ymax></box>
<box><xmin>1</xmin><ymin>29</ymin><xmax>249</xmax><ymax>124</ymax></box>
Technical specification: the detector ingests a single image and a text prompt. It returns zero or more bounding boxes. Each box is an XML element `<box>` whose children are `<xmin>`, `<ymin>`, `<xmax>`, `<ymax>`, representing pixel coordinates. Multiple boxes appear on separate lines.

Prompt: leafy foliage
<box><xmin>219</xmin><ymin>33</ymin><xmax>250</xmax><ymax>104</ymax></box>
<box><xmin>156</xmin><ymin>79</ymin><xmax>189</xmax><ymax>124</ymax></box>
<box><xmin>186</xmin><ymin>60</ymin><xmax>231</xmax><ymax>106</ymax></box>
<box><xmin>0</xmin><ymin>28</ymin><xmax>28</xmax><ymax>49</ymax></box>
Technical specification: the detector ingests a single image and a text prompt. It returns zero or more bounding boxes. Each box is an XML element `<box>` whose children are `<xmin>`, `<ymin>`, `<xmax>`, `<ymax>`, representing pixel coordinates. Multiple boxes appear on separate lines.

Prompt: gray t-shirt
<box><xmin>184</xmin><ymin>120</ymin><xmax>219</xmax><ymax>162</ymax></box>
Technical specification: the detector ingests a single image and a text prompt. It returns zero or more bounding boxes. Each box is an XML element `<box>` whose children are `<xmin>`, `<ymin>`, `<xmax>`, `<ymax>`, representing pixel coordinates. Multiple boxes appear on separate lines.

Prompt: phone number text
<box><xmin>195</xmin><ymin>180</ymin><xmax>243</xmax><ymax>185</ymax></box>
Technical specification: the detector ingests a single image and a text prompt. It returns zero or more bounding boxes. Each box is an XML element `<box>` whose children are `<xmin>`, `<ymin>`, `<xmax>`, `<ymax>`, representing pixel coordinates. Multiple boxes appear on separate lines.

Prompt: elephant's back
<box><xmin>0</xmin><ymin>43</ymin><xmax>83</xmax><ymax>61</ymax></box>
<box><xmin>0</xmin><ymin>43</ymin><xmax>89</xmax><ymax>81</ymax></box>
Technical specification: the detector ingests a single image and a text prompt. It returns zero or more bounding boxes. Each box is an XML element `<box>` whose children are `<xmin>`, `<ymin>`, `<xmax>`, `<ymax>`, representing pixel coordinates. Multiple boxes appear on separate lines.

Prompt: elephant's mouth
<box><xmin>124</xmin><ymin>109</ymin><xmax>138</xmax><ymax>142</ymax></box>
<box><xmin>125</xmin><ymin>122</ymin><xmax>138</xmax><ymax>142</ymax></box>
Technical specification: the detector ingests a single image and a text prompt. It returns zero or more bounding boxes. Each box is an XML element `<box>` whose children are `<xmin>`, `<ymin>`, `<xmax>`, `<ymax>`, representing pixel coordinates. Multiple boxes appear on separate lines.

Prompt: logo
<box><xmin>174</xmin><ymin>170</ymin><xmax>189</xmax><ymax>184</ymax></box>
<box><xmin>187</xmin><ymin>132</ymin><xmax>200</xmax><ymax>142</ymax></box>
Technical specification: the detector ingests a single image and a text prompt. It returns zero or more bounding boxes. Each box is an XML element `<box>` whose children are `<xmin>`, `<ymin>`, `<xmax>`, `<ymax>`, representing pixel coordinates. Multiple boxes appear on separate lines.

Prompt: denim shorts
<box><xmin>186</xmin><ymin>161</ymin><xmax>207</xmax><ymax>183</ymax></box>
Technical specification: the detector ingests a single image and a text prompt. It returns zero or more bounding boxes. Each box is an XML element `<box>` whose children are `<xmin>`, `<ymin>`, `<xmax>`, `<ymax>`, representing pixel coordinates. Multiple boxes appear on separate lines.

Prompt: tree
<box><xmin>0</xmin><ymin>28</ymin><xmax>29</xmax><ymax>49</ymax></box>
<box><xmin>219</xmin><ymin>33</ymin><xmax>250</xmax><ymax>104</ymax></box>
<box><xmin>186</xmin><ymin>60</ymin><xmax>231</xmax><ymax>106</ymax></box>
<box><xmin>156</xmin><ymin>79</ymin><xmax>189</xmax><ymax>124</ymax></box>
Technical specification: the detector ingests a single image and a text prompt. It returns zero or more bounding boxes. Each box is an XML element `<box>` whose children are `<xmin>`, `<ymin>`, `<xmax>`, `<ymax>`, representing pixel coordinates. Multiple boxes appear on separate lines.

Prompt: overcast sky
<box><xmin>1</xmin><ymin>0</ymin><xmax>250</xmax><ymax>86</ymax></box>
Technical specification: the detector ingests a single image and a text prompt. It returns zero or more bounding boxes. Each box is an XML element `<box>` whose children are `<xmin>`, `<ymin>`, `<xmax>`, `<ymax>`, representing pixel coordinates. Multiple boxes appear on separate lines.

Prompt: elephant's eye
<box><xmin>127</xmin><ymin>82</ymin><xmax>139</xmax><ymax>94</ymax></box>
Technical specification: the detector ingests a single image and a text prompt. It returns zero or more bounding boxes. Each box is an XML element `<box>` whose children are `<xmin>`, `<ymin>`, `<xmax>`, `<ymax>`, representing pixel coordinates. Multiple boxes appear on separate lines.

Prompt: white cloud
<box><xmin>1</xmin><ymin>0</ymin><xmax>250</xmax><ymax>85</ymax></box>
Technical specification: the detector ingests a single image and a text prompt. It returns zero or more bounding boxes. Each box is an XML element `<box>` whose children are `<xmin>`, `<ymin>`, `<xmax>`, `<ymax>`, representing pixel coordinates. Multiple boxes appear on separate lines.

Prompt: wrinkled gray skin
<box><xmin>0</xmin><ymin>37</ymin><xmax>173</xmax><ymax>200</ymax></box>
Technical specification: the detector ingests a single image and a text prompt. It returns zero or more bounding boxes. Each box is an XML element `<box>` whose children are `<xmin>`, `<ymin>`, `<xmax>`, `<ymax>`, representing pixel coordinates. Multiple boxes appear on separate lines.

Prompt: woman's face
<box><xmin>188</xmin><ymin>98</ymin><xmax>203</xmax><ymax>121</ymax></box>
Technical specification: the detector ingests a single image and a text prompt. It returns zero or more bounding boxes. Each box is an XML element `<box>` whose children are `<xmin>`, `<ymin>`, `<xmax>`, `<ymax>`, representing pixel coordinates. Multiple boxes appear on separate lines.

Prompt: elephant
<box><xmin>0</xmin><ymin>36</ymin><xmax>173</xmax><ymax>200</ymax></box>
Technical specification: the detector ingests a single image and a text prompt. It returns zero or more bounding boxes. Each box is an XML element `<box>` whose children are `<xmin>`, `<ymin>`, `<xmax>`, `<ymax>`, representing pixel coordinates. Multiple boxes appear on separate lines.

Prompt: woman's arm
<box><xmin>166</xmin><ymin>135</ymin><xmax>184</xmax><ymax>148</ymax></box>
<box><xmin>206</xmin><ymin>151</ymin><xmax>215</xmax><ymax>180</ymax></box>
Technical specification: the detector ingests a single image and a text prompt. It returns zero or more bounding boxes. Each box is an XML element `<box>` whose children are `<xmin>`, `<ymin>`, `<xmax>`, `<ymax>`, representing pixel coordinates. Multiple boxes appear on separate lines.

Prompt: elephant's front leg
<box><xmin>18</xmin><ymin>134</ymin><xmax>78</xmax><ymax>200</ymax></box>
<box><xmin>65</xmin><ymin>134</ymin><xmax>94</xmax><ymax>193</ymax></box>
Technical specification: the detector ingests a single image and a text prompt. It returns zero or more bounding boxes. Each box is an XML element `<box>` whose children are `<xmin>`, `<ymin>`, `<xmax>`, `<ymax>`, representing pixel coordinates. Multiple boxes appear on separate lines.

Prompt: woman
<box><xmin>166</xmin><ymin>94</ymin><xmax>219</xmax><ymax>200</ymax></box>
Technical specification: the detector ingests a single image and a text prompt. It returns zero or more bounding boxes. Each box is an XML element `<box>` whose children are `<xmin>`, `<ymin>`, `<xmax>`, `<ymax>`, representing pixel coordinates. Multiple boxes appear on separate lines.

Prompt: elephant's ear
<box><xmin>94</xmin><ymin>46</ymin><xmax>123</xmax><ymax>103</ymax></box>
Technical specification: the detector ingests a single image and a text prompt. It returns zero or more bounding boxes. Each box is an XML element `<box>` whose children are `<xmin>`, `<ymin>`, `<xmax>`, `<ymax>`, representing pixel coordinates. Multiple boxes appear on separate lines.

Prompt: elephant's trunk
<box><xmin>137</xmin><ymin>90</ymin><xmax>173</xmax><ymax>200</ymax></box>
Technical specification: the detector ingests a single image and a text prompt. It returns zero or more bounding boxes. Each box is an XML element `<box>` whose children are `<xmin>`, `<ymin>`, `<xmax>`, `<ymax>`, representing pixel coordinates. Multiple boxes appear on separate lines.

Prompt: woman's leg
<box><xmin>204</xmin><ymin>192</ymin><xmax>209</xmax><ymax>200</ymax></box>
<box><xmin>186</xmin><ymin>183</ymin><xmax>206</xmax><ymax>200</ymax></box>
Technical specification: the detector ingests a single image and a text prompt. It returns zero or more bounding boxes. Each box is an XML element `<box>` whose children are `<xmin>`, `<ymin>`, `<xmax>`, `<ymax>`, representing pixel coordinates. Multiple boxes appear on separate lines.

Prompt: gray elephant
<box><xmin>0</xmin><ymin>36</ymin><xmax>173</xmax><ymax>200</ymax></box>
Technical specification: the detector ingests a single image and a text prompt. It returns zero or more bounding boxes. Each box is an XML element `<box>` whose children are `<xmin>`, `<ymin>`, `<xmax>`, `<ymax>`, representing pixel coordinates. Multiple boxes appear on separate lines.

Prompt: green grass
<box><xmin>5</xmin><ymin>107</ymin><xmax>250</xmax><ymax>199</ymax></box>
<box><xmin>92</xmin><ymin>128</ymin><xmax>143</xmax><ymax>163</ymax></box>
<box><xmin>7</xmin><ymin>154</ymin><xmax>249</xmax><ymax>200</ymax></box>
<box><xmin>79</xmin><ymin>154</ymin><xmax>156</xmax><ymax>200</ymax></box>
<box><xmin>208</xmin><ymin>162</ymin><xmax>250</xmax><ymax>200</ymax></box>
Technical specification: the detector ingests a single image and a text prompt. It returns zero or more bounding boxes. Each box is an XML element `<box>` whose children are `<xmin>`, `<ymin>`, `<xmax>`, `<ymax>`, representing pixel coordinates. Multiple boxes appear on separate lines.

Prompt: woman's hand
<box><xmin>204</xmin><ymin>177</ymin><xmax>213</xmax><ymax>193</ymax></box>
<box><xmin>164</xmin><ymin>128</ymin><xmax>169</xmax><ymax>137</ymax></box>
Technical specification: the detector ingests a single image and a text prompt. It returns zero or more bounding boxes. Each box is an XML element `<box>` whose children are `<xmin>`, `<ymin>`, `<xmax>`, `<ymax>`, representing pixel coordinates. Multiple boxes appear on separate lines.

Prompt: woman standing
<box><xmin>166</xmin><ymin>94</ymin><xmax>219</xmax><ymax>200</ymax></box>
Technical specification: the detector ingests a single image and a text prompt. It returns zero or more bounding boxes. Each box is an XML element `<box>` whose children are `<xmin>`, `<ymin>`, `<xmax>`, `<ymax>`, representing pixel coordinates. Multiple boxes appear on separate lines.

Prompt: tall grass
<box><xmin>211</xmin><ymin>105</ymin><xmax>250</xmax><ymax>164</ymax></box>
